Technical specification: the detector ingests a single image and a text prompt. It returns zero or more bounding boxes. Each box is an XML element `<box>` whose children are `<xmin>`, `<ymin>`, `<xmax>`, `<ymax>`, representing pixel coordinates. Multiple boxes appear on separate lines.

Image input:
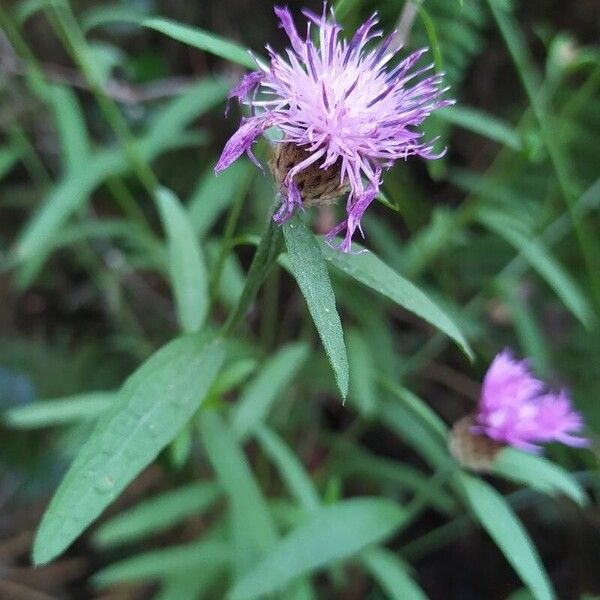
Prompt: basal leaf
<box><xmin>33</xmin><ymin>335</ymin><xmax>225</xmax><ymax>565</ymax></box>
<box><xmin>283</xmin><ymin>216</ymin><xmax>349</xmax><ymax>398</ymax></box>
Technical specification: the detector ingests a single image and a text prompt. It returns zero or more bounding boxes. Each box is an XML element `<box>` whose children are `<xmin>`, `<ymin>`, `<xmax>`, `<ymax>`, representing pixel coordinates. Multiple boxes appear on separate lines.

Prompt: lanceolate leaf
<box><xmin>361</xmin><ymin>547</ymin><xmax>428</xmax><ymax>600</ymax></box>
<box><xmin>3</xmin><ymin>391</ymin><xmax>114</xmax><ymax>428</ymax></box>
<box><xmin>156</xmin><ymin>187</ymin><xmax>208</xmax><ymax>333</ymax></box>
<box><xmin>321</xmin><ymin>240</ymin><xmax>473</xmax><ymax>359</ymax></box>
<box><xmin>456</xmin><ymin>473</ymin><xmax>555</xmax><ymax>600</ymax></box>
<box><xmin>231</xmin><ymin>342</ymin><xmax>309</xmax><ymax>440</ymax></box>
<box><xmin>199</xmin><ymin>412</ymin><xmax>277</xmax><ymax>574</ymax></box>
<box><xmin>493</xmin><ymin>447</ymin><xmax>587</xmax><ymax>506</ymax></box>
<box><xmin>478</xmin><ymin>209</ymin><xmax>594</xmax><ymax>327</ymax></box>
<box><xmin>33</xmin><ymin>335</ymin><xmax>225</xmax><ymax>565</ymax></box>
<box><xmin>283</xmin><ymin>216</ymin><xmax>349</xmax><ymax>398</ymax></box>
<box><xmin>93</xmin><ymin>482</ymin><xmax>221</xmax><ymax>548</ymax></box>
<box><xmin>230</xmin><ymin>498</ymin><xmax>405</xmax><ymax>600</ymax></box>
<box><xmin>142</xmin><ymin>18</ymin><xmax>257</xmax><ymax>69</ymax></box>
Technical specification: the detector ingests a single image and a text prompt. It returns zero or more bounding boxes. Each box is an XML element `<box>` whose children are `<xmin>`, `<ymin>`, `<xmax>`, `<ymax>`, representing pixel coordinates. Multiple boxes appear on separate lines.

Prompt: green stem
<box><xmin>220</xmin><ymin>208</ymin><xmax>283</xmax><ymax>338</ymax></box>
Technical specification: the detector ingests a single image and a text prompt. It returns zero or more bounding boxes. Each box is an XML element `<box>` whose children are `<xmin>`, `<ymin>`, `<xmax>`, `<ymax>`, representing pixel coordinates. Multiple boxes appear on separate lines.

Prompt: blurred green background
<box><xmin>0</xmin><ymin>0</ymin><xmax>599</xmax><ymax>598</ymax></box>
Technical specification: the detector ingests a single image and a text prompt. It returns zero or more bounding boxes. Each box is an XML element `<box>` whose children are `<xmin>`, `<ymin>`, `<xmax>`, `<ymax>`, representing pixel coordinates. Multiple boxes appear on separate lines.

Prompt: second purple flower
<box><xmin>215</xmin><ymin>4</ymin><xmax>452</xmax><ymax>252</ymax></box>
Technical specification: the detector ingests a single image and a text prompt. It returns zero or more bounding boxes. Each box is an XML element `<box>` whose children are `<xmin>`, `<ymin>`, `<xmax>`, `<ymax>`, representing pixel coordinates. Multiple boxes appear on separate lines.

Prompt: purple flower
<box><xmin>215</xmin><ymin>4</ymin><xmax>451</xmax><ymax>251</ymax></box>
<box><xmin>472</xmin><ymin>349</ymin><xmax>588</xmax><ymax>453</ymax></box>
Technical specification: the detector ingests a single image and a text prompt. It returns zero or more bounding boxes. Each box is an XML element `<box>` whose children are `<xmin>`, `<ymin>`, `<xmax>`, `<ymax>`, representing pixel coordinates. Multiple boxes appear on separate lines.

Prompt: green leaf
<box><xmin>478</xmin><ymin>209</ymin><xmax>594</xmax><ymax>327</ymax></box>
<box><xmin>3</xmin><ymin>391</ymin><xmax>114</xmax><ymax>428</ymax></box>
<box><xmin>0</xmin><ymin>145</ymin><xmax>22</xmax><ymax>181</ymax></box>
<box><xmin>188</xmin><ymin>161</ymin><xmax>253</xmax><ymax>238</ymax></box>
<box><xmin>283</xmin><ymin>216</ymin><xmax>349</xmax><ymax>398</ymax></box>
<box><xmin>255</xmin><ymin>424</ymin><xmax>320</xmax><ymax>512</ymax></box>
<box><xmin>361</xmin><ymin>547</ymin><xmax>428</xmax><ymax>600</ymax></box>
<box><xmin>379</xmin><ymin>400</ymin><xmax>448</xmax><ymax>470</ymax></box>
<box><xmin>493</xmin><ymin>447</ymin><xmax>587</xmax><ymax>506</ymax></box>
<box><xmin>347</xmin><ymin>329</ymin><xmax>378</xmax><ymax>417</ymax></box>
<box><xmin>456</xmin><ymin>473</ymin><xmax>555</xmax><ymax>600</ymax></box>
<box><xmin>33</xmin><ymin>334</ymin><xmax>225</xmax><ymax>565</ymax></box>
<box><xmin>199</xmin><ymin>411</ymin><xmax>277</xmax><ymax>574</ymax></box>
<box><xmin>438</xmin><ymin>105</ymin><xmax>523</xmax><ymax>150</ymax></box>
<box><xmin>94</xmin><ymin>539</ymin><xmax>229</xmax><ymax>587</ymax></box>
<box><xmin>231</xmin><ymin>342</ymin><xmax>309</xmax><ymax>440</ymax></box>
<box><xmin>230</xmin><ymin>498</ymin><xmax>405</xmax><ymax>600</ymax></box>
<box><xmin>46</xmin><ymin>85</ymin><xmax>91</xmax><ymax>174</ymax></box>
<box><xmin>144</xmin><ymin>17</ymin><xmax>257</xmax><ymax>69</ymax></box>
<box><xmin>13</xmin><ymin>79</ymin><xmax>228</xmax><ymax>277</ymax></box>
<box><xmin>93</xmin><ymin>481</ymin><xmax>221</xmax><ymax>548</ymax></box>
<box><xmin>321</xmin><ymin>241</ymin><xmax>473</xmax><ymax>360</ymax></box>
<box><xmin>156</xmin><ymin>187</ymin><xmax>208</xmax><ymax>333</ymax></box>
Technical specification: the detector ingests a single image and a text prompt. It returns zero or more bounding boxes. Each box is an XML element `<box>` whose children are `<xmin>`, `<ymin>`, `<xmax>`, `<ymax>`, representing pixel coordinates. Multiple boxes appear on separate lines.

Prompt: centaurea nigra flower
<box><xmin>450</xmin><ymin>350</ymin><xmax>588</xmax><ymax>470</ymax></box>
<box><xmin>215</xmin><ymin>4</ymin><xmax>451</xmax><ymax>251</ymax></box>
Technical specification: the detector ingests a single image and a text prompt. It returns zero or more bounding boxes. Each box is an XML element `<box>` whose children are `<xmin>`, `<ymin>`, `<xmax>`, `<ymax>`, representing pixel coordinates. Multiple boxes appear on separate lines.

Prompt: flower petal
<box><xmin>214</xmin><ymin>118</ymin><xmax>269</xmax><ymax>174</ymax></box>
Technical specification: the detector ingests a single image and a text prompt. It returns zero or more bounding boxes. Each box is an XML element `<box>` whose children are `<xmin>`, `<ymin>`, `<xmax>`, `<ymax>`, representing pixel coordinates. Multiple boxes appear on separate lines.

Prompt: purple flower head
<box><xmin>472</xmin><ymin>349</ymin><xmax>588</xmax><ymax>453</ymax></box>
<box><xmin>215</xmin><ymin>4</ymin><xmax>452</xmax><ymax>251</ymax></box>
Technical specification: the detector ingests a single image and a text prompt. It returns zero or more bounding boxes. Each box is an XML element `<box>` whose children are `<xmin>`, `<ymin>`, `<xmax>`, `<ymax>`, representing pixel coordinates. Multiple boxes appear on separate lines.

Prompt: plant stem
<box><xmin>220</xmin><ymin>208</ymin><xmax>283</xmax><ymax>338</ymax></box>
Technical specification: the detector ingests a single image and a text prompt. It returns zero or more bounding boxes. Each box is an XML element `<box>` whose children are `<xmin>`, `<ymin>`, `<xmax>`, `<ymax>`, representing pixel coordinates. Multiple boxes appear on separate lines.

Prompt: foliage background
<box><xmin>0</xmin><ymin>0</ymin><xmax>599</xmax><ymax>598</ymax></box>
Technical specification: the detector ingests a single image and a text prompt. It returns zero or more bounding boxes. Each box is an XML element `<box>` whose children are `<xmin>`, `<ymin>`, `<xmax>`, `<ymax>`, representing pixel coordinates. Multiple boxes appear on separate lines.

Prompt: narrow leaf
<box><xmin>93</xmin><ymin>482</ymin><xmax>221</xmax><ymax>548</ymax></box>
<box><xmin>321</xmin><ymin>241</ymin><xmax>473</xmax><ymax>359</ymax></box>
<box><xmin>493</xmin><ymin>447</ymin><xmax>587</xmax><ymax>506</ymax></box>
<box><xmin>199</xmin><ymin>411</ymin><xmax>277</xmax><ymax>573</ymax></box>
<box><xmin>438</xmin><ymin>105</ymin><xmax>523</xmax><ymax>150</ymax></box>
<box><xmin>231</xmin><ymin>342</ymin><xmax>309</xmax><ymax>440</ymax></box>
<box><xmin>347</xmin><ymin>329</ymin><xmax>378</xmax><ymax>417</ymax></box>
<box><xmin>143</xmin><ymin>17</ymin><xmax>256</xmax><ymax>69</ymax></box>
<box><xmin>156</xmin><ymin>187</ymin><xmax>208</xmax><ymax>333</ymax></box>
<box><xmin>456</xmin><ymin>473</ymin><xmax>555</xmax><ymax>600</ymax></box>
<box><xmin>479</xmin><ymin>209</ymin><xmax>594</xmax><ymax>327</ymax></box>
<box><xmin>284</xmin><ymin>216</ymin><xmax>349</xmax><ymax>398</ymax></box>
<box><xmin>3</xmin><ymin>391</ymin><xmax>114</xmax><ymax>428</ymax></box>
<box><xmin>230</xmin><ymin>498</ymin><xmax>405</xmax><ymax>600</ymax></box>
<box><xmin>361</xmin><ymin>547</ymin><xmax>428</xmax><ymax>600</ymax></box>
<box><xmin>255</xmin><ymin>424</ymin><xmax>320</xmax><ymax>512</ymax></box>
<box><xmin>33</xmin><ymin>335</ymin><xmax>225</xmax><ymax>565</ymax></box>
<box><xmin>94</xmin><ymin>539</ymin><xmax>229</xmax><ymax>587</ymax></box>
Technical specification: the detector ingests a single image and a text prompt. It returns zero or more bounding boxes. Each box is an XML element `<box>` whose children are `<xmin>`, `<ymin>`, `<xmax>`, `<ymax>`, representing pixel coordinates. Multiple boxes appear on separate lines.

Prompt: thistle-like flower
<box><xmin>215</xmin><ymin>4</ymin><xmax>451</xmax><ymax>251</ymax></box>
<box><xmin>450</xmin><ymin>350</ymin><xmax>588</xmax><ymax>469</ymax></box>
